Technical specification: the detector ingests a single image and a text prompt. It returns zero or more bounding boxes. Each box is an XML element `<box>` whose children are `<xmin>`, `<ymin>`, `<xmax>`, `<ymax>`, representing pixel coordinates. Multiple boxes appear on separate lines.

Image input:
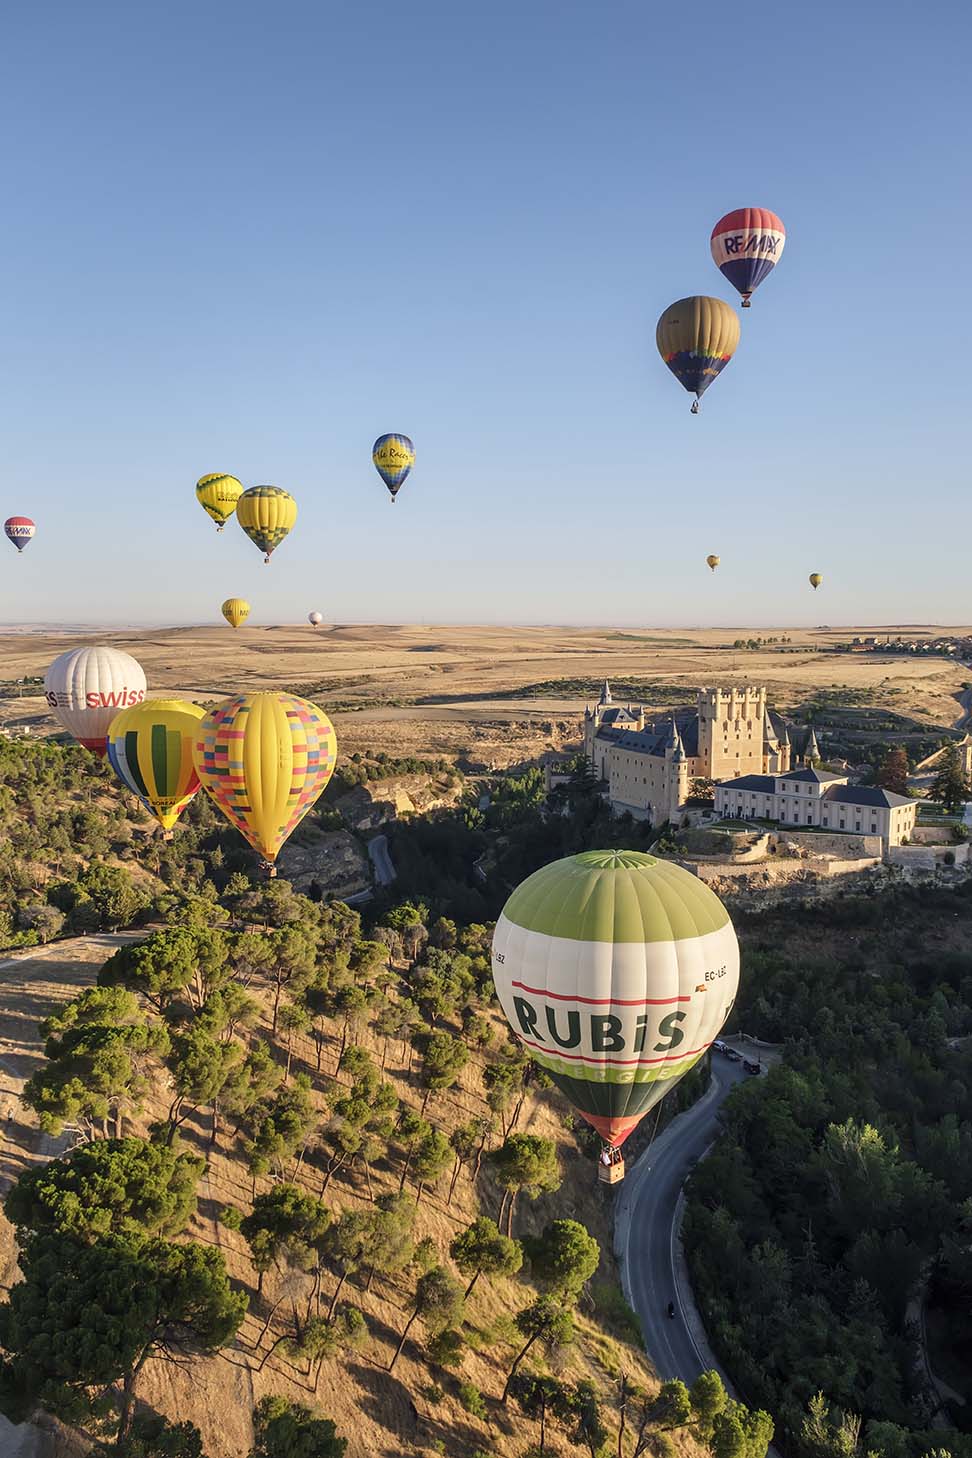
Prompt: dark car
<box><xmin>724</xmin><ymin>1048</ymin><xmax>742</xmax><ymax>1063</ymax></box>
<box><xmin>743</xmin><ymin>1059</ymin><xmax>762</xmax><ymax>1075</ymax></box>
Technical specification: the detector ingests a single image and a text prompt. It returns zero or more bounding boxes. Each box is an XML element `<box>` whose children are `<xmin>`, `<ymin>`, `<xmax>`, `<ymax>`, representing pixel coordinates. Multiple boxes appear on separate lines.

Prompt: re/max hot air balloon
<box><xmin>710</xmin><ymin>208</ymin><xmax>786</xmax><ymax>307</ymax></box>
<box><xmin>196</xmin><ymin>474</ymin><xmax>243</xmax><ymax>531</ymax></box>
<box><xmin>372</xmin><ymin>434</ymin><xmax>414</xmax><ymax>502</ymax></box>
<box><xmin>44</xmin><ymin>647</ymin><xmax>147</xmax><ymax>755</ymax></box>
<box><xmin>656</xmin><ymin>297</ymin><xmax>740</xmax><ymax>414</ymax></box>
<box><xmin>491</xmin><ymin>850</ymin><xmax>739</xmax><ymax>1182</ymax></box>
<box><xmin>192</xmin><ymin>692</ymin><xmax>337</xmax><ymax>872</ymax></box>
<box><xmin>308</xmin><ymin>612</ymin><xmax>323</xmax><ymax>628</ymax></box>
<box><xmin>4</xmin><ymin>517</ymin><xmax>35</xmax><ymax>553</ymax></box>
<box><xmin>706</xmin><ymin>554</ymin><xmax>720</xmax><ymax>572</ymax></box>
<box><xmin>222</xmin><ymin>598</ymin><xmax>250</xmax><ymax>629</ymax></box>
<box><xmin>236</xmin><ymin>486</ymin><xmax>297</xmax><ymax>563</ymax></box>
<box><xmin>107</xmin><ymin>700</ymin><xmax>206</xmax><ymax>837</ymax></box>
<box><xmin>809</xmin><ymin>573</ymin><xmax>823</xmax><ymax>590</ymax></box>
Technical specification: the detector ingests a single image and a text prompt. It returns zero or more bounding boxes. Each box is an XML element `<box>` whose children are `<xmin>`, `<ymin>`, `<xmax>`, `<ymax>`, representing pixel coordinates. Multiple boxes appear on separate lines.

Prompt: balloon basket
<box><xmin>690</xmin><ymin>400</ymin><xmax>700</xmax><ymax>415</ymax></box>
<box><xmin>741</xmin><ymin>297</ymin><xmax>752</xmax><ymax>308</ymax></box>
<box><xmin>598</xmin><ymin>1157</ymin><xmax>625</xmax><ymax>1185</ymax></box>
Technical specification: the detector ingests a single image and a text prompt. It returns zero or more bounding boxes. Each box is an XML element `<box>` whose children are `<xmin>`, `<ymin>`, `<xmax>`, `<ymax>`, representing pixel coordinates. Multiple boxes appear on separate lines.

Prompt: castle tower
<box><xmin>697</xmin><ymin>686</ymin><xmax>767</xmax><ymax>783</ymax></box>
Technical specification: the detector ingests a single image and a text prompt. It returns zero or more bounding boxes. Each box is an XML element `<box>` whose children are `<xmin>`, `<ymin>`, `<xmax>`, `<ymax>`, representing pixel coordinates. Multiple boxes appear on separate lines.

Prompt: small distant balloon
<box><xmin>236</xmin><ymin>486</ymin><xmax>297</xmax><ymax>563</ymax></box>
<box><xmin>706</xmin><ymin>554</ymin><xmax>720</xmax><ymax>572</ymax></box>
<box><xmin>308</xmin><ymin>612</ymin><xmax>323</xmax><ymax>628</ymax></box>
<box><xmin>656</xmin><ymin>297</ymin><xmax>739</xmax><ymax>414</ymax></box>
<box><xmin>809</xmin><ymin>573</ymin><xmax>823</xmax><ymax>591</ymax></box>
<box><xmin>196</xmin><ymin>474</ymin><xmax>243</xmax><ymax>531</ymax></box>
<box><xmin>710</xmin><ymin>208</ymin><xmax>786</xmax><ymax>307</ymax></box>
<box><xmin>222</xmin><ymin>598</ymin><xmax>250</xmax><ymax>629</ymax></box>
<box><xmin>4</xmin><ymin>517</ymin><xmax>35</xmax><ymax>553</ymax></box>
<box><xmin>372</xmin><ymin>434</ymin><xmax>414</xmax><ymax>502</ymax></box>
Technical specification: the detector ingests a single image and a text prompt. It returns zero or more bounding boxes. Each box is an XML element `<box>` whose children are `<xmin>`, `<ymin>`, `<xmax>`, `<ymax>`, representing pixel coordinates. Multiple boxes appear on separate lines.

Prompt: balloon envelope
<box><xmin>196</xmin><ymin>474</ymin><xmax>243</xmax><ymax>530</ymax></box>
<box><xmin>222</xmin><ymin>598</ymin><xmax>250</xmax><ymax>628</ymax></box>
<box><xmin>192</xmin><ymin>692</ymin><xmax>337</xmax><ymax>865</ymax></box>
<box><xmin>372</xmin><ymin>434</ymin><xmax>414</xmax><ymax>500</ymax></box>
<box><xmin>236</xmin><ymin>486</ymin><xmax>297</xmax><ymax>562</ymax></box>
<box><xmin>4</xmin><ymin>517</ymin><xmax>35</xmax><ymax>552</ymax></box>
<box><xmin>107</xmin><ymin>700</ymin><xmax>206</xmax><ymax>832</ymax></box>
<box><xmin>308</xmin><ymin>612</ymin><xmax>323</xmax><ymax>627</ymax></box>
<box><xmin>45</xmin><ymin>647</ymin><xmax>147</xmax><ymax>755</ymax></box>
<box><xmin>656</xmin><ymin>297</ymin><xmax>739</xmax><ymax>406</ymax></box>
<box><xmin>710</xmin><ymin>207</ymin><xmax>785</xmax><ymax>305</ymax></box>
<box><xmin>809</xmin><ymin>573</ymin><xmax>823</xmax><ymax>590</ymax></box>
<box><xmin>706</xmin><ymin>555</ymin><xmax>720</xmax><ymax>571</ymax></box>
<box><xmin>491</xmin><ymin>850</ymin><xmax>739</xmax><ymax>1149</ymax></box>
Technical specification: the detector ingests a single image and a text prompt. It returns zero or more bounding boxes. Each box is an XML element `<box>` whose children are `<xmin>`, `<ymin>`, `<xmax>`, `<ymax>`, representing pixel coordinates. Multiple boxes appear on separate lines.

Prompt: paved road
<box><xmin>368</xmin><ymin>834</ymin><xmax>396</xmax><ymax>887</ymax></box>
<box><xmin>616</xmin><ymin>1046</ymin><xmax>753</xmax><ymax>1383</ymax></box>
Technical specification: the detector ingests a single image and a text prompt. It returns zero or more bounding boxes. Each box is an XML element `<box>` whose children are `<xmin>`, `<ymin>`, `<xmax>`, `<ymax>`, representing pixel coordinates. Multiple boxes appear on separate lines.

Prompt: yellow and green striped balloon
<box><xmin>491</xmin><ymin>850</ymin><xmax>739</xmax><ymax>1151</ymax></box>
<box><xmin>107</xmin><ymin>700</ymin><xmax>206</xmax><ymax>834</ymax></box>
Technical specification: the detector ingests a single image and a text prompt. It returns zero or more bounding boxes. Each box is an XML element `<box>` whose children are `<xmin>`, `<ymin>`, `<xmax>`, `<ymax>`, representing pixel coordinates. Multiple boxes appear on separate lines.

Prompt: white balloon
<box><xmin>308</xmin><ymin>612</ymin><xmax>323</xmax><ymax>627</ymax></box>
<box><xmin>44</xmin><ymin>646</ymin><xmax>147</xmax><ymax>754</ymax></box>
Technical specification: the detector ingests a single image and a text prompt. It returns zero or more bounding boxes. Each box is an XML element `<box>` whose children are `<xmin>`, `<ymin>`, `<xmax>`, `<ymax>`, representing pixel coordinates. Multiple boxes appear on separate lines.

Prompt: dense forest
<box><xmin>685</xmin><ymin>884</ymin><xmax>972</xmax><ymax>1458</ymax></box>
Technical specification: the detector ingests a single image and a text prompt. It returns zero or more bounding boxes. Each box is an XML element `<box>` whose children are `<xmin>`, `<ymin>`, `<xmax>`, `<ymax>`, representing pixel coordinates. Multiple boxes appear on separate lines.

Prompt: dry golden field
<box><xmin>2</xmin><ymin>623</ymin><xmax>970</xmax><ymax>766</ymax></box>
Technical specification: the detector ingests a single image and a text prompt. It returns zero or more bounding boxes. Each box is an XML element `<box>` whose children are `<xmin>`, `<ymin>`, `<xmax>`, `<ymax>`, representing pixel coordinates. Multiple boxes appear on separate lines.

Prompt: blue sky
<box><xmin>0</xmin><ymin>0</ymin><xmax>969</xmax><ymax>628</ymax></box>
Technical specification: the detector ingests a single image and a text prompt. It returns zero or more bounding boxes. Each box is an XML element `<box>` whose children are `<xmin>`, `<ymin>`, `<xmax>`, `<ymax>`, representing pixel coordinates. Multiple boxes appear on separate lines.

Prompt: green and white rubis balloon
<box><xmin>491</xmin><ymin>850</ymin><xmax>740</xmax><ymax>1156</ymax></box>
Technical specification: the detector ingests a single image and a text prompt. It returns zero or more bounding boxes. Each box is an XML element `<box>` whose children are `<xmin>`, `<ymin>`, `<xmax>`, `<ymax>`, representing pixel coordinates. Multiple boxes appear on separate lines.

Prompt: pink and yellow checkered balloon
<box><xmin>192</xmin><ymin>691</ymin><xmax>337</xmax><ymax>866</ymax></box>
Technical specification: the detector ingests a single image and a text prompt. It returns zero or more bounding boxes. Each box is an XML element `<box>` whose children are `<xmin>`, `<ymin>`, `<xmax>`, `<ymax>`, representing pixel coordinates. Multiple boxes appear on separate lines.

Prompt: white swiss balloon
<box><xmin>44</xmin><ymin>646</ymin><xmax>147</xmax><ymax>754</ymax></box>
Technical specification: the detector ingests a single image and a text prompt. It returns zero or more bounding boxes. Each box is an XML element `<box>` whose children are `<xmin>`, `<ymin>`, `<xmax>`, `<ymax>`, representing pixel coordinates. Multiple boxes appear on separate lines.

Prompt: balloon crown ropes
<box><xmin>4</xmin><ymin>516</ymin><xmax>36</xmax><ymax>552</ymax></box>
<box><xmin>195</xmin><ymin>473</ymin><xmax>243</xmax><ymax>531</ymax></box>
<box><xmin>491</xmin><ymin>850</ymin><xmax>739</xmax><ymax>1179</ymax></box>
<box><xmin>236</xmin><ymin>485</ymin><xmax>297</xmax><ymax>562</ymax></box>
<box><xmin>372</xmin><ymin>434</ymin><xmax>414</xmax><ymax>502</ymax></box>
<box><xmin>192</xmin><ymin>691</ymin><xmax>337</xmax><ymax>875</ymax></box>
<box><xmin>710</xmin><ymin>207</ymin><xmax>785</xmax><ymax>307</ymax></box>
<box><xmin>656</xmin><ymin>296</ymin><xmax>739</xmax><ymax>414</ymax></box>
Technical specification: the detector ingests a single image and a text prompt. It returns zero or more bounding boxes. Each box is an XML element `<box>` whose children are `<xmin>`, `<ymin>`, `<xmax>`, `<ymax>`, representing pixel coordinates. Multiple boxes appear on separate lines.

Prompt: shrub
<box><xmin>458</xmin><ymin>1382</ymin><xmax>487</xmax><ymax>1419</ymax></box>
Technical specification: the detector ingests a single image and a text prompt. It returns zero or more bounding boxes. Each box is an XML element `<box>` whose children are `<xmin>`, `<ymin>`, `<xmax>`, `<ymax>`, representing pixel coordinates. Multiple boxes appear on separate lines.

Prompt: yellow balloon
<box><xmin>107</xmin><ymin>700</ymin><xmax>206</xmax><ymax>833</ymax></box>
<box><xmin>706</xmin><ymin>554</ymin><xmax>720</xmax><ymax>571</ymax></box>
<box><xmin>656</xmin><ymin>297</ymin><xmax>740</xmax><ymax>413</ymax></box>
<box><xmin>222</xmin><ymin>598</ymin><xmax>250</xmax><ymax>629</ymax></box>
<box><xmin>236</xmin><ymin>486</ymin><xmax>297</xmax><ymax>563</ymax></box>
<box><xmin>809</xmin><ymin>573</ymin><xmax>823</xmax><ymax>590</ymax></box>
<box><xmin>192</xmin><ymin>692</ymin><xmax>337</xmax><ymax>868</ymax></box>
<box><xmin>196</xmin><ymin>474</ymin><xmax>243</xmax><ymax>531</ymax></box>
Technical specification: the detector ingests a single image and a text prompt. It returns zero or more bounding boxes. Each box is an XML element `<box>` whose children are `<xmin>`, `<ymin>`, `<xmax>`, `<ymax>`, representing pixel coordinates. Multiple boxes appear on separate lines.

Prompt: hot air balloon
<box><xmin>809</xmin><ymin>573</ymin><xmax>823</xmax><ymax>591</ymax></box>
<box><xmin>107</xmin><ymin>700</ymin><xmax>206</xmax><ymax>837</ymax></box>
<box><xmin>308</xmin><ymin>612</ymin><xmax>323</xmax><ymax>628</ymax></box>
<box><xmin>196</xmin><ymin>474</ymin><xmax>243</xmax><ymax>531</ymax></box>
<box><xmin>192</xmin><ymin>692</ymin><xmax>337</xmax><ymax>872</ymax></box>
<box><xmin>222</xmin><ymin>598</ymin><xmax>250</xmax><ymax>629</ymax></box>
<box><xmin>491</xmin><ymin>850</ymin><xmax>739</xmax><ymax>1182</ymax></box>
<box><xmin>710</xmin><ymin>208</ymin><xmax>786</xmax><ymax>307</ymax></box>
<box><xmin>656</xmin><ymin>297</ymin><xmax>740</xmax><ymax>413</ymax></box>
<box><xmin>44</xmin><ymin>647</ymin><xmax>147</xmax><ymax>755</ymax></box>
<box><xmin>706</xmin><ymin>555</ymin><xmax>720</xmax><ymax>572</ymax></box>
<box><xmin>4</xmin><ymin>517</ymin><xmax>35</xmax><ymax>553</ymax></box>
<box><xmin>236</xmin><ymin>486</ymin><xmax>297</xmax><ymax>563</ymax></box>
<box><xmin>372</xmin><ymin>434</ymin><xmax>414</xmax><ymax>502</ymax></box>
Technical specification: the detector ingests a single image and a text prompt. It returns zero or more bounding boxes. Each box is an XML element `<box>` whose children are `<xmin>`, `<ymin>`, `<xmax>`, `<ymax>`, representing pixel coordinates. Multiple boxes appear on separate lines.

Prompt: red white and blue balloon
<box><xmin>4</xmin><ymin>516</ymin><xmax>36</xmax><ymax>553</ymax></box>
<box><xmin>710</xmin><ymin>208</ymin><xmax>785</xmax><ymax>307</ymax></box>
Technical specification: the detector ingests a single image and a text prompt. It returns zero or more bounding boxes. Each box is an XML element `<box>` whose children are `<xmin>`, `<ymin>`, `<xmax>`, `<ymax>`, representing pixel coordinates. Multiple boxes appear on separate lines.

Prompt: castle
<box><xmin>584</xmin><ymin>683</ymin><xmax>815</xmax><ymax>823</ymax></box>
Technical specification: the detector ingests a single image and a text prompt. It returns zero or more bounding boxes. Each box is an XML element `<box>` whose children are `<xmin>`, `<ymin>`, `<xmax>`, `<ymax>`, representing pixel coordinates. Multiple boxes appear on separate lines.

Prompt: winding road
<box><xmin>615</xmin><ymin>1041</ymin><xmax>758</xmax><ymax>1384</ymax></box>
<box><xmin>368</xmin><ymin>833</ymin><xmax>396</xmax><ymax>887</ymax></box>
